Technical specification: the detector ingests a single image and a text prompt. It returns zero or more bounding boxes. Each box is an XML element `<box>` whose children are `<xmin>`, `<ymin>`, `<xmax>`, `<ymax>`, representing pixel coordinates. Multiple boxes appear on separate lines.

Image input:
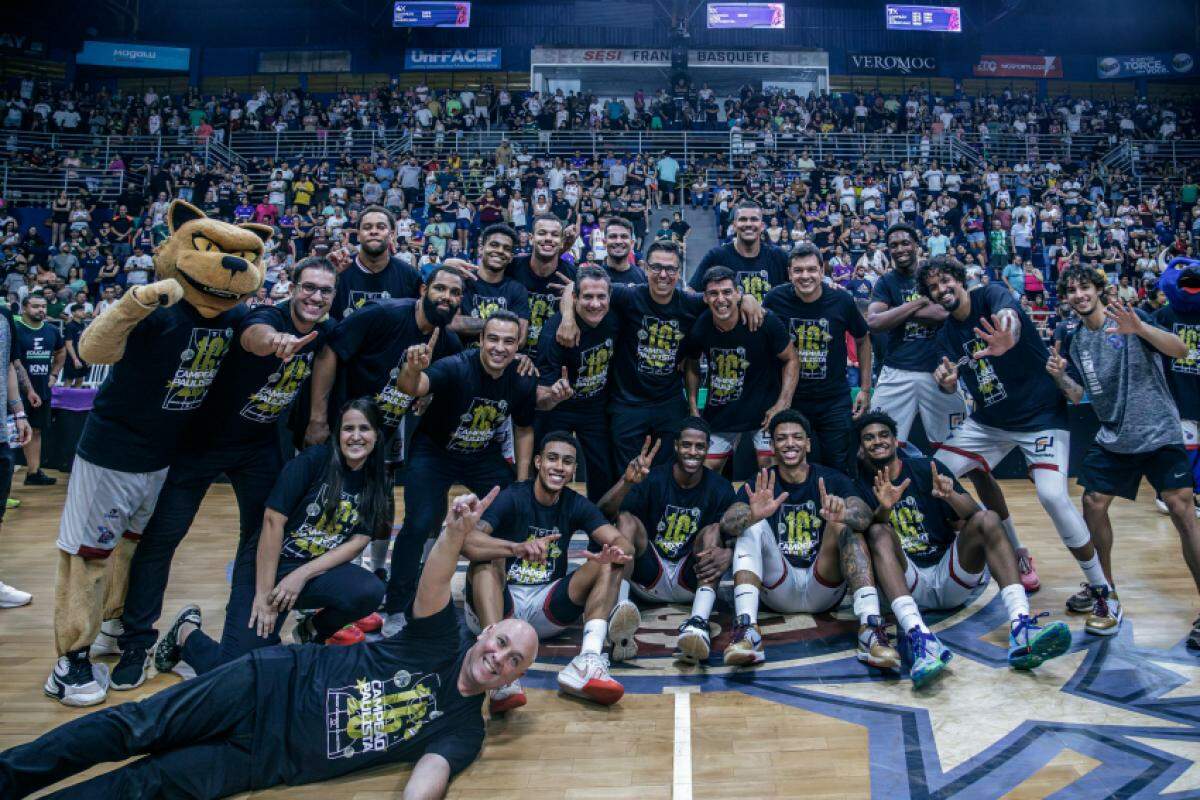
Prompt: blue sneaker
<box><xmin>1008</xmin><ymin>612</ymin><xmax>1071</xmax><ymax>670</ymax></box>
<box><xmin>904</xmin><ymin>626</ymin><xmax>952</xmax><ymax>689</ymax></box>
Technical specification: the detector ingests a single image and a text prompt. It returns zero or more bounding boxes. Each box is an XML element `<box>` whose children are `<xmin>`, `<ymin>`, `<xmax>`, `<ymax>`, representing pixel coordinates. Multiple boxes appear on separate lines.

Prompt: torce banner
<box><xmin>848</xmin><ymin>52</ymin><xmax>938</xmax><ymax>76</ymax></box>
<box><xmin>973</xmin><ymin>54</ymin><xmax>1062</xmax><ymax>78</ymax></box>
<box><xmin>1097</xmin><ymin>52</ymin><xmax>1196</xmax><ymax>79</ymax></box>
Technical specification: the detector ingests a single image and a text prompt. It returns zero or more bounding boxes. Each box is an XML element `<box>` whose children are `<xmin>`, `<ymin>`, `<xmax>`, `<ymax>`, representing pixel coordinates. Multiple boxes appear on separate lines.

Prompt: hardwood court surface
<box><xmin>2</xmin><ymin>473</ymin><xmax>1200</xmax><ymax>799</ymax></box>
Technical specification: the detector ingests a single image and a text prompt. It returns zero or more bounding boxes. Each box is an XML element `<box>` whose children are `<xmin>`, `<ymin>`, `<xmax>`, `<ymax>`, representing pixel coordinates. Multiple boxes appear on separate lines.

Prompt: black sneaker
<box><xmin>24</xmin><ymin>470</ymin><xmax>56</xmax><ymax>486</ymax></box>
<box><xmin>1189</xmin><ymin>616</ymin><xmax>1200</xmax><ymax>651</ymax></box>
<box><xmin>43</xmin><ymin>650</ymin><xmax>108</xmax><ymax>706</ymax></box>
<box><xmin>1066</xmin><ymin>583</ymin><xmax>1093</xmax><ymax>613</ymax></box>
<box><xmin>110</xmin><ymin>646</ymin><xmax>150</xmax><ymax>690</ymax></box>
<box><xmin>154</xmin><ymin>604</ymin><xmax>201</xmax><ymax>674</ymax></box>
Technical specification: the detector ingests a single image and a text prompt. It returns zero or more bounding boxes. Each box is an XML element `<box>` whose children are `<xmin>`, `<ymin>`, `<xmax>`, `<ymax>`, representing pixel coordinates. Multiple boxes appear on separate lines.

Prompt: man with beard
<box><xmin>329</xmin><ymin>205</ymin><xmax>422</xmax><ymax>320</ymax></box>
<box><xmin>110</xmin><ymin>258</ymin><xmax>337</xmax><ymax>690</ymax></box>
<box><xmin>764</xmin><ymin>245</ymin><xmax>871</xmax><ymax>473</ymax></box>
<box><xmin>918</xmin><ymin>257</ymin><xmax>1110</xmax><ymax>625</ymax></box>
<box><xmin>870</xmin><ymin>225</ymin><xmax>1038</xmax><ymax>593</ymax></box>
<box><xmin>599</xmin><ymin>420</ymin><xmax>736</xmax><ymax>664</ymax></box>
<box><xmin>450</xmin><ymin>223</ymin><xmax>530</xmax><ymax>345</ymax></box>
<box><xmin>462</xmin><ymin>433</ymin><xmax>636</xmax><ymax>712</ymax></box>
<box><xmin>855</xmin><ymin>410</ymin><xmax>1072</xmax><ymax>680</ymax></box>
<box><xmin>508</xmin><ymin>213</ymin><xmax>576</xmax><ymax>352</ymax></box>
<box><xmin>1049</xmin><ymin>265</ymin><xmax>1200</xmax><ymax>644</ymax></box>
<box><xmin>717</xmin><ymin>411</ymin><xmax>898</xmax><ymax>673</ymax></box>
<box><xmin>537</xmin><ymin>266</ymin><xmax>619</xmax><ymax>501</ymax></box>
<box><xmin>689</xmin><ymin>200</ymin><xmax>789</xmax><ymax>302</ymax></box>
<box><xmin>598</xmin><ymin>217</ymin><xmax>647</xmax><ymax>285</ymax></box>
<box><xmin>13</xmin><ymin>294</ymin><xmax>63</xmax><ymax>485</ymax></box>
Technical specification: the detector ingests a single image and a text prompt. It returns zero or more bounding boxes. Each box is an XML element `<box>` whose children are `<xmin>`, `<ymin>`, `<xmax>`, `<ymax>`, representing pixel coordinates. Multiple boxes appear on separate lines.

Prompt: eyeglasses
<box><xmin>647</xmin><ymin>264</ymin><xmax>680</xmax><ymax>275</ymax></box>
<box><xmin>298</xmin><ymin>282</ymin><xmax>335</xmax><ymax>297</ymax></box>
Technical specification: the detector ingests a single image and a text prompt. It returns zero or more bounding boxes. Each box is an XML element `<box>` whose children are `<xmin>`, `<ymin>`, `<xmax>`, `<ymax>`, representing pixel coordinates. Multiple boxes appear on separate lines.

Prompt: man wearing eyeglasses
<box><xmin>113</xmin><ymin>257</ymin><xmax>338</xmax><ymax>691</ymax></box>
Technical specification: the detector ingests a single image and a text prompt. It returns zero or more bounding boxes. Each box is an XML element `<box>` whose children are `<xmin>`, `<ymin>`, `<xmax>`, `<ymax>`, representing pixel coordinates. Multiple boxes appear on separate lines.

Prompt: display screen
<box><xmin>885</xmin><ymin>5</ymin><xmax>962</xmax><ymax>32</ymax></box>
<box><xmin>392</xmin><ymin>2</ymin><xmax>471</xmax><ymax>27</ymax></box>
<box><xmin>707</xmin><ymin>3</ymin><xmax>785</xmax><ymax>29</ymax></box>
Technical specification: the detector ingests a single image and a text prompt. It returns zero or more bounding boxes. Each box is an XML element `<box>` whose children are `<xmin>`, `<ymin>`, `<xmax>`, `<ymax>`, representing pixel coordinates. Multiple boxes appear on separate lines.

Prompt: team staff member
<box><xmin>14</xmin><ymin>294</ymin><xmax>64</xmax><ymax>486</ymax></box>
<box><xmin>537</xmin><ymin>266</ymin><xmax>620</xmax><ymax>501</ymax></box>
<box><xmin>508</xmin><ymin>213</ymin><xmax>576</xmax><ymax>351</ymax></box>
<box><xmin>450</xmin><ymin>223</ymin><xmax>531</xmax><ymax>344</ymax></box>
<box><xmin>685</xmin><ymin>266</ymin><xmax>796</xmax><ymax>472</ymax></box>
<box><xmin>598</xmin><ymin>217</ymin><xmax>647</xmax><ymax>285</ymax></box>
<box><xmin>690</xmin><ymin>200</ymin><xmax>790</xmax><ymax>302</ymax></box>
<box><xmin>159</xmin><ymin>399</ymin><xmax>392</xmax><ymax>674</ymax></box>
<box><xmin>0</xmin><ymin>297</ymin><xmax>32</xmax><ymax>609</ymax></box>
<box><xmin>764</xmin><ymin>245</ymin><xmax>870</xmax><ymax>473</ymax></box>
<box><xmin>328</xmin><ymin>205</ymin><xmax>422</xmax><ymax>320</ymax></box>
<box><xmin>112</xmin><ymin>258</ymin><xmax>335</xmax><ymax>689</ymax></box>
<box><xmin>0</xmin><ymin>488</ymin><xmax>538</xmax><ymax>800</ymax></box>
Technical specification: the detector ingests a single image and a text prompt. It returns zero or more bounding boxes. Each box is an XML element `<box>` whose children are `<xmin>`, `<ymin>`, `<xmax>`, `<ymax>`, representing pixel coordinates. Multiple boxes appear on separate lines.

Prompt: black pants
<box><xmin>182</xmin><ymin>557</ymin><xmax>383</xmax><ymax>674</ymax></box>
<box><xmin>120</xmin><ymin>443</ymin><xmax>282</xmax><ymax>652</ymax></box>
<box><xmin>385</xmin><ymin>437</ymin><xmax>514</xmax><ymax>614</ymax></box>
<box><xmin>609</xmin><ymin>396</ymin><xmax>688</xmax><ymax>473</ymax></box>
<box><xmin>0</xmin><ymin>443</ymin><xmax>14</xmax><ymax>524</ymax></box>
<box><xmin>794</xmin><ymin>396</ymin><xmax>855</xmax><ymax>475</ymax></box>
<box><xmin>536</xmin><ymin>406</ymin><xmax>614</xmax><ymax>502</ymax></box>
<box><xmin>0</xmin><ymin>657</ymin><xmax>257</xmax><ymax>799</ymax></box>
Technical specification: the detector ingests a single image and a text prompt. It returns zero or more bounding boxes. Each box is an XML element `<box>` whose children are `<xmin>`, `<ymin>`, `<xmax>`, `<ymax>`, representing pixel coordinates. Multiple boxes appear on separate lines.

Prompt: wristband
<box><xmin>14</xmin><ymin>412</ymin><xmax>26</xmax><ymax>420</ymax></box>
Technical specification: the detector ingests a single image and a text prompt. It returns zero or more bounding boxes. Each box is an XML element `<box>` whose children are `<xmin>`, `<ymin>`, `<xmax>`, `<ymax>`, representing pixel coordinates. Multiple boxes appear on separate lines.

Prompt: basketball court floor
<box><xmin>3</xmin><ymin>476</ymin><xmax>1200</xmax><ymax>799</ymax></box>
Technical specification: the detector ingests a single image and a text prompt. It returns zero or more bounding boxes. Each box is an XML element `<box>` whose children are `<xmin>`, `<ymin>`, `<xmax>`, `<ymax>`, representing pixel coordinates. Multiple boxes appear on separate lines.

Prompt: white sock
<box><xmin>890</xmin><ymin>595</ymin><xmax>928</xmax><ymax>634</ymax></box>
<box><xmin>1000</xmin><ymin>583</ymin><xmax>1030</xmax><ymax>625</ymax></box>
<box><xmin>690</xmin><ymin>586</ymin><xmax>716</xmax><ymax>621</ymax></box>
<box><xmin>581</xmin><ymin>619</ymin><xmax>608</xmax><ymax>655</ymax></box>
<box><xmin>733</xmin><ymin>584</ymin><xmax>759</xmax><ymax>624</ymax></box>
<box><xmin>1001</xmin><ymin>516</ymin><xmax>1023</xmax><ymax>552</ymax></box>
<box><xmin>852</xmin><ymin>587</ymin><xmax>881</xmax><ymax>625</ymax></box>
<box><xmin>1077</xmin><ymin>554</ymin><xmax>1111</xmax><ymax>590</ymax></box>
<box><xmin>370</xmin><ymin>539</ymin><xmax>390</xmax><ymax>573</ymax></box>
<box><xmin>617</xmin><ymin>579</ymin><xmax>630</xmax><ymax>604</ymax></box>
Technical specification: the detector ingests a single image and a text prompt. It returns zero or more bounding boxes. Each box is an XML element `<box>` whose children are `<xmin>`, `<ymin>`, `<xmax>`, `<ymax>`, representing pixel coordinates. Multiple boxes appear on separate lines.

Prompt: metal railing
<box><xmin>0</xmin><ymin>130</ymin><xmax>247</xmax><ymax>169</ymax></box>
<box><xmin>958</xmin><ymin>133</ymin><xmax>1117</xmax><ymax>166</ymax></box>
<box><xmin>0</xmin><ymin>165</ymin><xmax>124</xmax><ymax>204</ymax></box>
<box><xmin>228</xmin><ymin>129</ymin><xmax>401</xmax><ymax>162</ymax></box>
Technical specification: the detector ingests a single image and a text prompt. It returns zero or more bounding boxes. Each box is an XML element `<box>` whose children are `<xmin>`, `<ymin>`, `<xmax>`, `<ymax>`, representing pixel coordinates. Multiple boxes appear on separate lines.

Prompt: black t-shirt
<box><xmin>621</xmin><ymin>464</ymin><xmax>736</xmax><ymax>562</ymax></box>
<box><xmin>460</xmin><ymin>275</ymin><xmax>531</xmax><ymax>335</ymax></box>
<box><xmin>481</xmin><ymin>480</ymin><xmax>609</xmax><ymax>586</ymax></box>
<box><xmin>1154</xmin><ymin>304</ymin><xmax>1200</xmax><ymax>420</ymax></box>
<box><xmin>64</xmin><ymin>319</ymin><xmax>86</xmax><ymax>356</ymax></box>
<box><xmin>14</xmin><ymin>319</ymin><xmax>62</xmax><ymax>397</ymax></box>
<box><xmin>330</xmin><ymin>257</ymin><xmax>422</xmax><ymax>321</ymax></box>
<box><xmin>190</xmin><ymin>302</ymin><xmax>331</xmax><ymax>450</ymax></box>
<box><xmin>764</xmin><ymin>284</ymin><xmax>868</xmax><ymax>403</ymax></box>
<box><xmin>416</xmin><ymin>350</ymin><xmax>537</xmax><ymax>458</ymax></box>
<box><xmin>508</xmin><ymin>255</ymin><xmax>578</xmax><ymax>350</ymax></box>
<box><xmin>78</xmin><ymin>302</ymin><xmax>247</xmax><ymax>472</ymax></box>
<box><xmin>690</xmin><ymin>242</ymin><xmax>790</xmax><ymax>302</ymax></box>
<box><xmin>685</xmin><ymin>311</ymin><xmax>789</xmax><ymax>432</ymax></box>
<box><xmin>536</xmin><ymin>310</ymin><xmax>618</xmax><ymax>413</ymax></box>
<box><xmin>870</xmin><ymin>269</ymin><xmax>941</xmax><ymax>372</ymax></box>
<box><xmin>266</xmin><ymin>443</ymin><xmax>381</xmax><ymax>562</ymax></box>
<box><xmin>733</xmin><ymin>463</ymin><xmax>861</xmax><ymax>569</ymax></box>
<box><xmin>605</xmin><ymin>263</ymin><xmax>648</xmax><ymax>286</ymax></box>
<box><xmin>854</xmin><ymin>457</ymin><xmax>962</xmax><ymax>568</ymax></box>
<box><xmin>934</xmin><ymin>284</ymin><xmax>1066</xmax><ymax>431</ymax></box>
<box><xmin>251</xmin><ymin>601</ymin><xmax>483</xmax><ymax>787</ymax></box>
<box><xmin>609</xmin><ymin>284</ymin><xmax>706</xmax><ymax>407</ymax></box>
<box><xmin>0</xmin><ymin>306</ymin><xmax>16</xmax><ymax>367</ymax></box>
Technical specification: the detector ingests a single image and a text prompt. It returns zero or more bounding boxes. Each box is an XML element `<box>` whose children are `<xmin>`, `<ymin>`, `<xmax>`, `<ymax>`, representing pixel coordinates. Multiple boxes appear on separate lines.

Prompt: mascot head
<box><xmin>155</xmin><ymin>200</ymin><xmax>269</xmax><ymax>318</ymax></box>
<box><xmin>1160</xmin><ymin>256</ymin><xmax>1200</xmax><ymax>315</ymax></box>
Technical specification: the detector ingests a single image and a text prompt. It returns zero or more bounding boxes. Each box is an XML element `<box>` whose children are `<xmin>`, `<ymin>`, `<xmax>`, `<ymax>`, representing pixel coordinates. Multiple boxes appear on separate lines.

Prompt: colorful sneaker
<box><xmin>90</xmin><ymin>617</ymin><xmax>124</xmax><ymax>657</ymax></box>
<box><xmin>327</xmin><ymin>625</ymin><xmax>366</xmax><ymax>646</ymax></box>
<box><xmin>607</xmin><ymin>600</ymin><xmax>641</xmax><ymax>662</ymax></box>
<box><xmin>904</xmin><ymin>627</ymin><xmax>952</xmax><ymax>689</ymax></box>
<box><xmin>1188</xmin><ymin>616</ymin><xmax>1200</xmax><ymax>651</ymax></box>
<box><xmin>675</xmin><ymin>615</ymin><xmax>712</xmax><ymax>664</ymax></box>
<box><xmin>154</xmin><ymin>604</ymin><xmax>201</xmax><ymax>674</ymax></box>
<box><xmin>857</xmin><ymin>616</ymin><xmax>901</xmax><ymax>670</ymax></box>
<box><xmin>110</xmin><ymin>646</ymin><xmax>151</xmax><ymax>690</ymax></box>
<box><xmin>0</xmin><ymin>580</ymin><xmax>31</xmax><ymax>609</ymax></box>
<box><xmin>1016</xmin><ymin>548</ymin><xmax>1040</xmax><ymax>593</ymax></box>
<box><xmin>44</xmin><ymin>651</ymin><xmax>109</xmax><ymax>707</ymax></box>
<box><xmin>1007</xmin><ymin>612</ymin><xmax>1071</xmax><ymax>670</ymax></box>
<box><xmin>1066</xmin><ymin>583</ymin><xmax>1094</xmax><ymax>614</ymax></box>
<box><xmin>1085</xmin><ymin>585</ymin><xmax>1123</xmax><ymax>636</ymax></box>
<box><xmin>353</xmin><ymin>613</ymin><xmax>383</xmax><ymax>634</ymax></box>
<box><xmin>5</xmin><ymin>497</ymin><xmax>19</xmax><ymax>509</ymax></box>
<box><xmin>722</xmin><ymin>614</ymin><xmax>765</xmax><ymax>666</ymax></box>
<box><xmin>489</xmin><ymin>680</ymin><xmax>527</xmax><ymax>715</ymax></box>
<box><xmin>557</xmin><ymin>652</ymin><xmax>624</xmax><ymax>705</ymax></box>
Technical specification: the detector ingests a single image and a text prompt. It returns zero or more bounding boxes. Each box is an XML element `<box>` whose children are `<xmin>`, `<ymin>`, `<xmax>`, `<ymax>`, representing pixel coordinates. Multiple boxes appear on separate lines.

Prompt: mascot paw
<box><xmin>133</xmin><ymin>279</ymin><xmax>185</xmax><ymax>309</ymax></box>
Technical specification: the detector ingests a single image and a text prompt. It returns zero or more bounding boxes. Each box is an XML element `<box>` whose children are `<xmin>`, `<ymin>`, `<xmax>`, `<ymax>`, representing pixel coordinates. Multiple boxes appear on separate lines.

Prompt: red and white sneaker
<box><xmin>1016</xmin><ymin>548</ymin><xmax>1040</xmax><ymax>593</ymax></box>
<box><xmin>557</xmin><ymin>652</ymin><xmax>624</xmax><ymax>705</ymax></box>
<box><xmin>353</xmin><ymin>613</ymin><xmax>383</xmax><ymax>633</ymax></box>
<box><xmin>327</xmin><ymin>625</ymin><xmax>366</xmax><ymax>646</ymax></box>
<box><xmin>489</xmin><ymin>680</ymin><xmax>527</xmax><ymax>715</ymax></box>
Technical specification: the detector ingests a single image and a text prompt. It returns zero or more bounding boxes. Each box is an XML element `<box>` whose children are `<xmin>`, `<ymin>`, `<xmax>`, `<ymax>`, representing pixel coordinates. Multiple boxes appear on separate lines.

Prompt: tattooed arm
<box><xmin>719</xmin><ymin>502</ymin><xmax>753</xmax><ymax>539</ymax></box>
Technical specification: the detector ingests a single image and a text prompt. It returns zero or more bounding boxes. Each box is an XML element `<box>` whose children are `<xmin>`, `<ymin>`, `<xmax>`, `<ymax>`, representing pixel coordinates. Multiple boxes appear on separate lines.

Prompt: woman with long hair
<box><xmin>155</xmin><ymin>399</ymin><xmax>392</xmax><ymax>675</ymax></box>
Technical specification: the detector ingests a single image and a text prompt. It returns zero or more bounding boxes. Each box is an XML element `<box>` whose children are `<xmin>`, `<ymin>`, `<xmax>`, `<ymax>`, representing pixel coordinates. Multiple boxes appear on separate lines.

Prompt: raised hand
<box><xmin>547</xmin><ymin>366</ymin><xmax>574</xmax><ymax>405</ymax></box>
<box><xmin>513</xmin><ymin>533</ymin><xmax>561</xmax><ymax>563</ymax></box>
<box><xmin>405</xmin><ymin>326</ymin><xmax>439</xmax><ymax>372</ymax></box>
<box><xmin>270</xmin><ymin>330</ymin><xmax>318</xmax><ymax>363</ymax></box>
<box><xmin>514</xmin><ymin>353</ymin><xmax>539</xmax><ymax>377</ymax></box>
<box><xmin>746</xmin><ymin>467</ymin><xmax>786</xmax><ymax>523</ymax></box>
<box><xmin>547</xmin><ymin>271</ymin><xmax>574</xmax><ymax>295</ymax></box>
<box><xmin>972</xmin><ymin>313</ymin><xmax>1017</xmax><ymax>359</ymax></box>
<box><xmin>872</xmin><ymin>470</ymin><xmax>911</xmax><ymax>512</ymax></box>
<box><xmin>1045</xmin><ymin>340</ymin><xmax>1068</xmax><ymax>379</ymax></box>
<box><xmin>132</xmin><ymin>277</ymin><xmax>184</xmax><ymax>308</ymax></box>
<box><xmin>1104</xmin><ymin>299</ymin><xmax>1144</xmax><ymax>336</ymax></box>
<box><xmin>929</xmin><ymin>462</ymin><xmax>956</xmax><ymax>499</ymax></box>
<box><xmin>583</xmin><ymin>543</ymin><xmax>632</xmax><ymax>565</ymax></box>
<box><xmin>933</xmin><ymin>355</ymin><xmax>959</xmax><ymax>389</ymax></box>
<box><xmin>446</xmin><ymin>486</ymin><xmax>500</xmax><ymax>539</ymax></box>
<box><xmin>328</xmin><ymin>245</ymin><xmax>354</xmax><ymax>273</ymax></box>
<box><xmin>818</xmin><ymin>477</ymin><xmax>845</xmax><ymax>526</ymax></box>
<box><xmin>624</xmin><ymin>436</ymin><xmax>661</xmax><ymax>484</ymax></box>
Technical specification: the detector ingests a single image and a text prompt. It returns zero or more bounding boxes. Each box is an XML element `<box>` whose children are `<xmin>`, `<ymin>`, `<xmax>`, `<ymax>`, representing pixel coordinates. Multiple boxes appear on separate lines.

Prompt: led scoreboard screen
<box><xmin>392</xmin><ymin>2</ymin><xmax>471</xmax><ymax>28</ymax></box>
<box><xmin>707</xmin><ymin>3</ymin><xmax>786</xmax><ymax>30</ymax></box>
<box><xmin>885</xmin><ymin>5</ymin><xmax>962</xmax><ymax>32</ymax></box>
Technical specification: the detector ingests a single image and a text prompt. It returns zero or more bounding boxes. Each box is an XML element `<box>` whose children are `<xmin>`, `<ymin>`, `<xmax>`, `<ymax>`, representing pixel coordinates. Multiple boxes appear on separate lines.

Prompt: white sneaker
<box><xmin>382</xmin><ymin>612</ymin><xmax>407</xmax><ymax>637</ymax></box>
<box><xmin>489</xmin><ymin>680</ymin><xmax>527</xmax><ymax>714</ymax></box>
<box><xmin>675</xmin><ymin>616</ymin><xmax>711</xmax><ymax>664</ymax></box>
<box><xmin>557</xmin><ymin>652</ymin><xmax>624</xmax><ymax>705</ymax></box>
<box><xmin>0</xmin><ymin>580</ymin><xmax>31</xmax><ymax>608</ymax></box>
<box><xmin>90</xmin><ymin>618</ymin><xmax>124</xmax><ymax>657</ymax></box>
<box><xmin>44</xmin><ymin>654</ymin><xmax>109</xmax><ymax>707</ymax></box>
<box><xmin>1156</xmin><ymin>498</ymin><xmax>1170</xmax><ymax>515</ymax></box>
<box><xmin>607</xmin><ymin>600</ymin><xmax>640</xmax><ymax>662</ymax></box>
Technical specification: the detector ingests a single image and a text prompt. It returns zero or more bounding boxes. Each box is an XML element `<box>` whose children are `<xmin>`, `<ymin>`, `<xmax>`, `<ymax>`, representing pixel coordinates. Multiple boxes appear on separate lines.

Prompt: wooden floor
<box><xmin>2</xmin><ymin>470</ymin><xmax>1200</xmax><ymax>799</ymax></box>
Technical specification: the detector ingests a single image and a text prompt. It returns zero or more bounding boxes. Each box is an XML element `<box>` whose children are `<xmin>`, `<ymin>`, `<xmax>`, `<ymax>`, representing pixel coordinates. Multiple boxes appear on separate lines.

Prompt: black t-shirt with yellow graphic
<box><xmin>416</xmin><ymin>350</ymin><xmax>537</xmax><ymax>458</ymax></box>
<box><xmin>460</xmin><ymin>274</ymin><xmax>531</xmax><ymax>339</ymax></box>
<box><xmin>764</xmin><ymin>284</ymin><xmax>869</xmax><ymax>403</ymax></box>
<box><xmin>536</xmin><ymin>310</ymin><xmax>619</xmax><ymax>413</ymax></box>
<box><xmin>267</xmin><ymin>444</ymin><xmax>382</xmax><ymax>563</ymax></box>
<box><xmin>609</xmin><ymin>284</ymin><xmax>707</xmax><ymax>407</ymax></box>
<box><xmin>480</xmin><ymin>480</ymin><xmax>609</xmax><ymax>587</ymax></box>
<box><xmin>870</xmin><ymin>269</ymin><xmax>940</xmax><ymax>372</ymax></box>
<box><xmin>734</xmin><ymin>463</ymin><xmax>863</xmax><ymax>569</ymax></box>
<box><xmin>330</xmin><ymin>256</ymin><xmax>422</xmax><ymax>321</ymax></box>
<box><xmin>1154</xmin><ymin>303</ymin><xmax>1200</xmax><ymax>421</ymax></box>
<box><xmin>78</xmin><ymin>301</ymin><xmax>247</xmax><ymax>472</ymax></box>
<box><xmin>689</xmin><ymin>242</ymin><xmax>790</xmax><ymax>303</ymax></box>
<box><xmin>621</xmin><ymin>464</ymin><xmax>736</xmax><ymax>563</ymax></box>
<box><xmin>854</xmin><ymin>456</ymin><xmax>962</xmax><ymax>569</ymax></box>
<box><xmin>685</xmin><ymin>310</ymin><xmax>790</xmax><ymax>432</ymax></box>
<box><xmin>508</xmin><ymin>255</ymin><xmax>577</xmax><ymax>351</ymax></box>
<box><xmin>251</xmin><ymin>601</ymin><xmax>484</xmax><ymax>786</ymax></box>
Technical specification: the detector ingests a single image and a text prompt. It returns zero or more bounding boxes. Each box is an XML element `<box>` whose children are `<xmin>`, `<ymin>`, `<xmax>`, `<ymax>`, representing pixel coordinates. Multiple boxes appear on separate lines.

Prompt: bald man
<box><xmin>1</xmin><ymin>489</ymin><xmax>536</xmax><ymax>800</ymax></box>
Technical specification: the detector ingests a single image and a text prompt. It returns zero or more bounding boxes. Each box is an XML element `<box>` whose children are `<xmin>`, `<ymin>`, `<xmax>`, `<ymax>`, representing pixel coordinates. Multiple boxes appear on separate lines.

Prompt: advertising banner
<box><xmin>77</xmin><ymin>41</ymin><xmax>191</xmax><ymax>71</ymax></box>
<box><xmin>392</xmin><ymin>2</ymin><xmax>471</xmax><ymax>27</ymax></box>
<box><xmin>707</xmin><ymin>3</ymin><xmax>785</xmax><ymax>29</ymax></box>
<box><xmin>531</xmin><ymin>48</ymin><xmax>826</xmax><ymax>69</ymax></box>
<box><xmin>973</xmin><ymin>54</ymin><xmax>1063</xmax><ymax>78</ymax></box>
<box><xmin>405</xmin><ymin>48</ymin><xmax>500</xmax><ymax>70</ymax></box>
<box><xmin>848</xmin><ymin>52</ymin><xmax>938</xmax><ymax>76</ymax></box>
<box><xmin>885</xmin><ymin>5</ymin><xmax>961</xmax><ymax>32</ymax></box>
<box><xmin>1096</xmin><ymin>52</ymin><xmax>1196</xmax><ymax>79</ymax></box>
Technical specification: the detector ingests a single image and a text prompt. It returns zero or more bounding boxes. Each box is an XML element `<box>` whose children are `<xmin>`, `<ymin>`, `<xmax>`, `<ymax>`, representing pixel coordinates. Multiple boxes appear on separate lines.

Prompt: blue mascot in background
<box><xmin>1157</xmin><ymin>255</ymin><xmax>1200</xmax><ymax>513</ymax></box>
